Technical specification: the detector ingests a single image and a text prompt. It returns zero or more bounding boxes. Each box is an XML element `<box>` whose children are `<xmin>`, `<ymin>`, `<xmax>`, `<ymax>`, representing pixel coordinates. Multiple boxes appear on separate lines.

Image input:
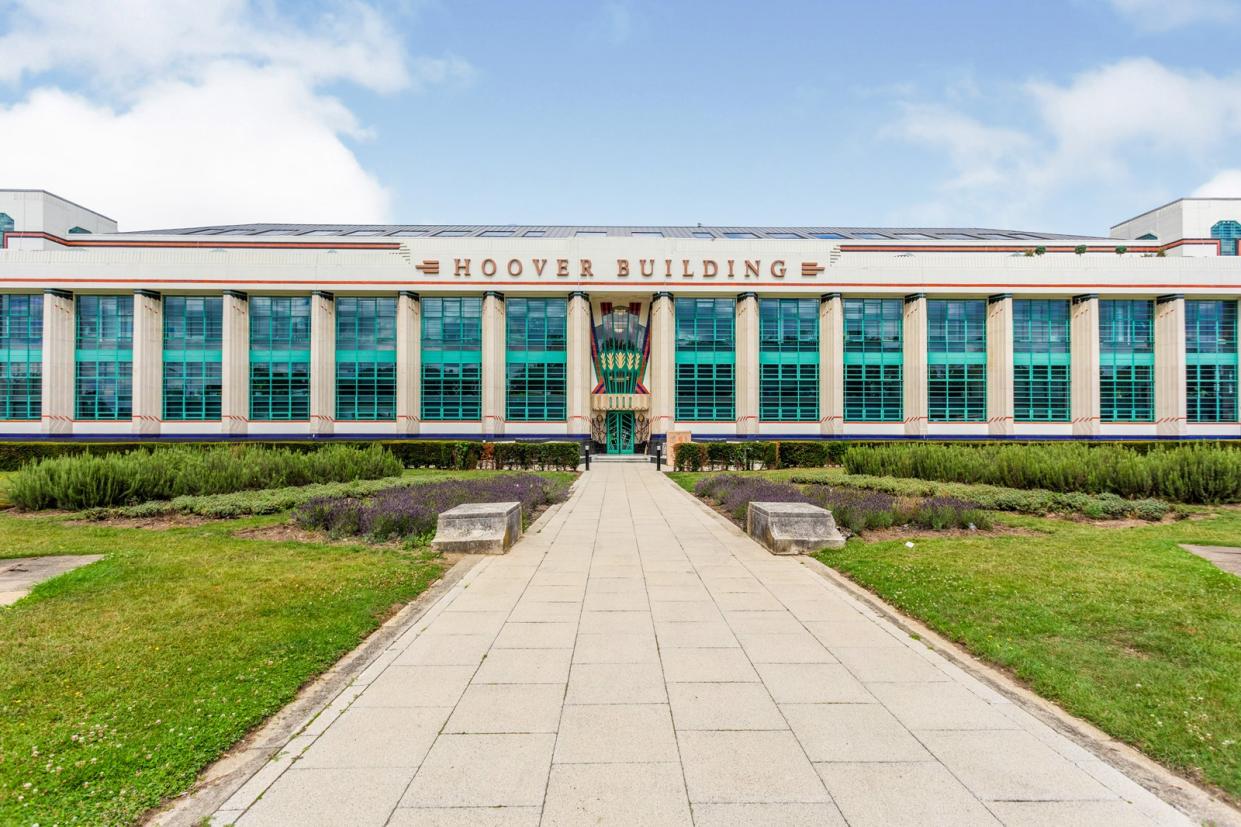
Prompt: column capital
<box><xmin>652</xmin><ymin>291</ymin><xmax>674</xmax><ymax>301</ymax></box>
<box><xmin>568</xmin><ymin>291</ymin><xmax>590</xmax><ymax>301</ymax></box>
<box><xmin>736</xmin><ymin>291</ymin><xmax>758</xmax><ymax>302</ymax></box>
<box><xmin>224</xmin><ymin>289</ymin><xmax>248</xmax><ymax>300</ymax></box>
<box><xmin>312</xmin><ymin>290</ymin><xmax>334</xmax><ymax>300</ymax></box>
<box><xmin>1071</xmin><ymin>293</ymin><xmax>1099</xmax><ymax>304</ymax></box>
<box><xmin>44</xmin><ymin>288</ymin><xmax>72</xmax><ymax>300</ymax></box>
<box><xmin>820</xmin><ymin>292</ymin><xmax>842</xmax><ymax>302</ymax></box>
<box><xmin>483</xmin><ymin>290</ymin><xmax>504</xmax><ymax>301</ymax></box>
<box><xmin>904</xmin><ymin>292</ymin><xmax>926</xmax><ymax>303</ymax></box>
<box><xmin>135</xmin><ymin>289</ymin><xmax>161</xmax><ymax>300</ymax></box>
<box><xmin>1156</xmin><ymin>293</ymin><xmax>1185</xmax><ymax>304</ymax></box>
<box><xmin>987</xmin><ymin>293</ymin><xmax>1013</xmax><ymax>303</ymax></box>
<box><xmin>399</xmin><ymin>290</ymin><xmax>420</xmax><ymax>300</ymax></box>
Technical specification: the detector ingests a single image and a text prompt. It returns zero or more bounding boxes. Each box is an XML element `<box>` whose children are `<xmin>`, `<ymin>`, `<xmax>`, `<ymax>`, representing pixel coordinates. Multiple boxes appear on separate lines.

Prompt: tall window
<box><xmin>250</xmin><ymin>296</ymin><xmax>311</xmax><ymax>420</ymax></box>
<box><xmin>336</xmin><ymin>297</ymin><xmax>396</xmax><ymax>420</ymax></box>
<box><xmin>1014</xmin><ymin>299</ymin><xmax>1070</xmax><ymax>422</ymax></box>
<box><xmin>76</xmin><ymin>294</ymin><xmax>133</xmax><ymax>420</ymax></box>
<box><xmin>675</xmin><ymin>298</ymin><xmax>735</xmax><ymax>421</ymax></box>
<box><xmin>422</xmin><ymin>297</ymin><xmax>482</xmax><ymax>420</ymax></box>
<box><xmin>1212</xmin><ymin>220</ymin><xmax>1241</xmax><ymax>256</ymax></box>
<box><xmin>163</xmin><ymin>296</ymin><xmax>222</xmax><ymax>420</ymax></box>
<box><xmin>1186</xmin><ymin>300</ymin><xmax>1238</xmax><ymax>423</ymax></box>
<box><xmin>759</xmin><ymin>298</ymin><xmax>818</xmax><ymax>421</ymax></box>
<box><xmin>0</xmin><ymin>294</ymin><xmax>43</xmax><ymax>419</ymax></box>
<box><xmin>506</xmin><ymin>298</ymin><xmax>567</xmax><ymax>421</ymax></box>
<box><xmin>928</xmin><ymin>299</ymin><xmax>986</xmax><ymax>421</ymax></box>
<box><xmin>1100</xmin><ymin>299</ymin><xmax>1154</xmax><ymax>421</ymax></box>
<box><xmin>0</xmin><ymin>213</ymin><xmax>13</xmax><ymax>235</ymax></box>
<box><xmin>843</xmin><ymin>298</ymin><xmax>903</xmax><ymax>421</ymax></box>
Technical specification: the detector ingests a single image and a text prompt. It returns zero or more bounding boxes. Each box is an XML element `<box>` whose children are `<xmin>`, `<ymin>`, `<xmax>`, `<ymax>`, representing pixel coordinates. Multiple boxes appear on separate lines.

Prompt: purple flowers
<box><xmin>296</xmin><ymin>474</ymin><xmax>567</xmax><ymax>542</ymax></box>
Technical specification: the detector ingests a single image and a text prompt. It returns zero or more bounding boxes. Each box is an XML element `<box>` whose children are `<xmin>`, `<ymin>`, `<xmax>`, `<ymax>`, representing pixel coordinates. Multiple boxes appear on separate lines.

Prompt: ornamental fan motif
<box><xmin>593</xmin><ymin>303</ymin><xmax>649</xmax><ymax>395</ymax></box>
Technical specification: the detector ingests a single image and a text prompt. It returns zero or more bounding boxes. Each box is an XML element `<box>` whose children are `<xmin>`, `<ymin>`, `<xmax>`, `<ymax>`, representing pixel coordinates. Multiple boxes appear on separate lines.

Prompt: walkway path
<box><xmin>217</xmin><ymin>462</ymin><xmax>1190</xmax><ymax>826</ymax></box>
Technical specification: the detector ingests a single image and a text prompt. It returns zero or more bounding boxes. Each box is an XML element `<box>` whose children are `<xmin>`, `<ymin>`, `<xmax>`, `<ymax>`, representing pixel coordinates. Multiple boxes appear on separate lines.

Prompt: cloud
<box><xmin>1194</xmin><ymin>169</ymin><xmax>1241</xmax><ymax>196</ymax></box>
<box><xmin>1106</xmin><ymin>0</ymin><xmax>1239</xmax><ymax>31</ymax></box>
<box><xmin>0</xmin><ymin>0</ymin><xmax>473</xmax><ymax>229</ymax></box>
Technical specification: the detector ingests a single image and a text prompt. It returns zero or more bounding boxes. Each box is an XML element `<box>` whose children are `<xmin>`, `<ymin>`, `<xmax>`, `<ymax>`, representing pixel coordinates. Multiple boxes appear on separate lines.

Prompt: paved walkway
<box><xmin>217</xmin><ymin>463</ymin><xmax>1190</xmax><ymax>826</ymax></box>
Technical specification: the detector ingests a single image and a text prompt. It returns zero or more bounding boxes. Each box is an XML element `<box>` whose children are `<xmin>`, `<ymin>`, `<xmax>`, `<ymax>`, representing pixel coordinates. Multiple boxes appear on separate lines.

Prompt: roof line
<box><xmin>0</xmin><ymin>189</ymin><xmax>117</xmax><ymax>223</ymax></box>
<box><xmin>1110</xmin><ymin>196</ymin><xmax>1241</xmax><ymax>231</ymax></box>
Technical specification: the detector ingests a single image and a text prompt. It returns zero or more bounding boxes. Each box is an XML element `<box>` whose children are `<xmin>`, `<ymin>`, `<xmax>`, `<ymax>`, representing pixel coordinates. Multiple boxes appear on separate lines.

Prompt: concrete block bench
<box><xmin>432</xmin><ymin>502</ymin><xmax>522</xmax><ymax>555</ymax></box>
<box><xmin>746</xmin><ymin>502</ymin><xmax>845</xmax><ymax>555</ymax></box>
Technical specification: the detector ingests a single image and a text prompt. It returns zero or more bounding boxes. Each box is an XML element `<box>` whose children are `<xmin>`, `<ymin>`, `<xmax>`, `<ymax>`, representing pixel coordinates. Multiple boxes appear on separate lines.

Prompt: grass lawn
<box><xmin>673</xmin><ymin>469</ymin><xmax>1241</xmax><ymax>802</ymax></box>
<box><xmin>0</xmin><ymin>469</ymin><xmax>569</xmax><ymax>826</ymax></box>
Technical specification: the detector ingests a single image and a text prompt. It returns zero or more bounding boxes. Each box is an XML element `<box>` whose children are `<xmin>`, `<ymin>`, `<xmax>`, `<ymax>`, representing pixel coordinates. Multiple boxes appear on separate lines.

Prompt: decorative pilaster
<box><xmin>986</xmin><ymin>294</ymin><xmax>1014</xmax><ymax>436</ymax></box>
<box><xmin>221</xmin><ymin>290</ymin><xmax>249</xmax><ymax>435</ymax></box>
<box><xmin>819</xmin><ymin>293</ymin><xmax>844</xmax><ymax>435</ymax></box>
<box><xmin>903</xmin><ymin>293</ymin><xmax>928</xmax><ymax>436</ymax></box>
<box><xmin>310</xmin><ymin>291</ymin><xmax>335</xmax><ymax>435</ymax></box>
<box><xmin>1070</xmin><ymin>294</ymin><xmax>1101</xmax><ymax>437</ymax></box>
<box><xmin>396</xmin><ymin>291</ymin><xmax>420</xmax><ymax>434</ymax></box>
<box><xmin>1155</xmin><ymin>294</ymin><xmax>1187</xmax><ymax>437</ymax></box>
<box><xmin>566</xmin><ymin>292</ymin><xmax>592</xmax><ymax>436</ymax></box>
<box><xmin>482</xmin><ymin>291</ymin><xmax>506</xmax><ymax>435</ymax></box>
<box><xmin>40</xmin><ymin>289</ymin><xmax>74</xmax><ymax>435</ymax></box>
<box><xmin>131</xmin><ymin>290</ymin><xmax>163</xmax><ymax>435</ymax></box>
<box><xmin>735</xmin><ymin>292</ymin><xmax>759</xmax><ymax>435</ymax></box>
<box><xmin>649</xmin><ymin>292</ymin><xmax>675</xmax><ymax>434</ymax></box>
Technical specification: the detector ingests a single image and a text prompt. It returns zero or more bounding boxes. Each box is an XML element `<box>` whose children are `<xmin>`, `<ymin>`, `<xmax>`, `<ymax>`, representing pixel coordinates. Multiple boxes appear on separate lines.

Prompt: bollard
<box><xmin>656</xmin><ymin>446</ymin><xmax>663</xmax><ymax>471</ymax></box>
<box><xmin>583</xmin><ymin>445</ymin><xmax>590</xmax><ymax>471</ymax></box>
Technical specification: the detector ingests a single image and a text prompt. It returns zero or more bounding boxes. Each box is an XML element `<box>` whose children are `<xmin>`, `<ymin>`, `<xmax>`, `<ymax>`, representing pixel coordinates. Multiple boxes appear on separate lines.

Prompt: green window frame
<box><xmin>928</xmin><ymin>299</ymin><xmax>986</xmax><ymax>422</ymax></box>
<box><xmin>249</xmin><ymin>296</ymin><xmax>311</xmax><ymax>421</ymax></box>
<box><xmin>0</xmin><ymin>294</ymin><xmax>43</xmax><ymax>420</ymax></box>
<box><xmin>336</xmin><ymin>297</ymin><xmax>397</xmax><ymax>421</ymax></box>
<box><xmin>422</xmin><ymin>297</ymin><xmax>482</xmax><ymax>420</ymax></box>
<box><xmin>506</xmin><ymin>298</ymin><xmax>567</xmax><ymax>421</ymax></box>
<box><xmin>1100</xmin><ymin>299</ymin><xmax>1154</xmax><ymax>422</ymax></box>
<box><xmin>1186</xmin><ymin>300</ymin><xmax>1238</xmax><ymax>423</ymax></box>
<box><xmin>163</xmin><ymin>296</ymin><xmax>222</xmax><ymax>421</ymax></box>
<box><xmin>759</xmin><ymin>298</ymin><xmax>818</xmax><ymax>421</ymax></box>
<box><xmin>1014</xmin><ymin>299</ymin><xmax>1070</xmax><ymax>422</ymax></box>
<box><xmin>843</xmin><ymin>298</ymin><xmax>903</xmax><ymax>422</ymax></box>
<box><xmin>76</xmin><ymin>294</ymin><xmax>134</xmax><ymax>420</ymax></box>
<box><xmin>675</xmin><ymin>297</ymin><xmax>735</xmax><ymax>421</ymax></box>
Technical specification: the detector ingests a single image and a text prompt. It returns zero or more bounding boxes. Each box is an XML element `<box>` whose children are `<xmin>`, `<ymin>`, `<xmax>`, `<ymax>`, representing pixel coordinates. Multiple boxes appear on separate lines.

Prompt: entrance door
<box><xmin>605</xmin><ymin>411</ymin><xmax>635</xmax><ymax>454</ymax></box>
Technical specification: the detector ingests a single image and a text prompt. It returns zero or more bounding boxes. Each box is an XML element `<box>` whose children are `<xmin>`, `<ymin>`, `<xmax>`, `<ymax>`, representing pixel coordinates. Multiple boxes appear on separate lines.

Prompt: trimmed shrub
<box><xmin>491</xmin><ymin>442</ymin><xmax>580</xmax><ymax>470</ymax></box>
<box><xmin>675</xmin><ymin>443</ymin><xmax>709</xmax><ymax>471</ymax></box>
<box><xmin>778</xmin><ymin>442</ymin><xmax>832</xmax><ymax>469</ymax></box>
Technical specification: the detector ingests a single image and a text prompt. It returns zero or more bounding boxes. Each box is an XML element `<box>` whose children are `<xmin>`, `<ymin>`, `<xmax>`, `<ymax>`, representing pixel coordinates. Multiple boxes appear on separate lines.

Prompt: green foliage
<box><xmin>386</xmin><ymin>440</ymin><xmax>483</xmax><ymax>470</ymax></box>
<box><xmin>10</xmin><ymin>444</ymin><xmax>403</xmax><ymax>510</ymax></box>
<box><xmin>674</xmin><ymin>442</ymin><xmax>709</xmax><ymax>471</ymax></box>
<box><xmin>675</xmin><ymin>440</ymin><xmax>845</xmax><ymax>471</ymax></box>
<box><xmin>490</xmin><ymin>442</ymin><xmax>580</xmax><ymax>470</ymax></box>
<box><xmin>777</xmin><ymin>441</ymin><xmax>832</xmax><ymax>468</ymax></box>
<box><xmin>842</xmin><ymin>442</ymin><xmax>1241</xmax><ymax>504</ymax></box>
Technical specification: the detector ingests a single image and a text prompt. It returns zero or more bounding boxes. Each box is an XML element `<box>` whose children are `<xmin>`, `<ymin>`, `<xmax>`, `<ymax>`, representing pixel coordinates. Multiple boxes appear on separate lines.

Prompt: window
<box><xmin>67</xmin><ymin>226</ymin><xmax>92</xmax><ymax>234</ymax></box>
<box><xmin>75</xmin><ymin>294</ymin><xmax>133</xmax><ymax>420</ymax></box>
<box><xmin>1212</xmin><ymin>220</ymin><xmax>1241</xmax><ymax>256</ymax></box>
<box><xmin>422</xmin><ymin>297</ymin><xmax>482</xmax><ymax>420</ymax></box>
<box><xmin>163</xmin><ymin>296</ymin><xmax>222</xmax><ymax>420</ymax></box>
<box><xmin>0</xmin><ymin>294</ymin><xmax>42</xmax><ymax>419</ymax></box>
<box><xmin>723</xmin><ymin>232</ymin><xmax>757</xmax><ymax>239</ymax></box>
<box><xmin>1100</xmin><ymin>300</ymin><xmax>1154</xmax><ymax>422</ymax></box>
<box><xmin>0</xmin><ymin>213</ymin><xmax>13</xmax><ymax>234</ymax></box>
<box><xmin>1014</xmin><ymin>300</ymin><xmax>1070</xmax><ymax>422</ymax></box>
<box><xmin>759</xmin><ymin>298</ymin><xmax>818</xmax><ymax>421</ymax></box>
<box><xmin>249</xmin><ymin>296</ymin><xmax>311</xmax><ymax>420</ymax></box>
<box><xmin>813</xmin><ymin>232</ymin><xmax>845</xmax><ymax>239</ymax></box>
<box><xmin>843</xmin><ymin>298</ymin><xmax>903</xmax><ymax>421</ymax></box>
<box><xmin>1186</xmin><ymin>300</ymin><xmax>1238</xmax><ymax>423</ymax></box>
<box><xmin>928</xmin><ymin>299</ymin><xmax>986</xmax><ymax>421</ymax></box>
<box><xmin>675</xmin><ymin>298</ymin><xmax>735</xmax><ymax>421</ymax></box>
<box><xmin>506</xmin><ymin>298</ymin><xmax>567</xmax><ymax>421</ymax></box>
<box><xmin>336</xmin><ymin>297</ymin><xmax>396</xmax><ymax>421</ymax></box>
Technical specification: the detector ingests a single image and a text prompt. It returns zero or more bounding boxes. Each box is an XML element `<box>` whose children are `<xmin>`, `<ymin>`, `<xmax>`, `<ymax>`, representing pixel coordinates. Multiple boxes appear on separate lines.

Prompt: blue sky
<box><xmin>2</xmin><ymin>0</ymin><xmax>1241</xmax><ymax>234</ymax></box>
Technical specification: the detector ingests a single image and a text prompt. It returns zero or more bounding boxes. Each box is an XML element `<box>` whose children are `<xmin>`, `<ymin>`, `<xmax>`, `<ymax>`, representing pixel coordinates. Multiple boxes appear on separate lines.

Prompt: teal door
<box><xmin>605</xmin><ymin>411</ymin><xmax>635</xmax><ymax>454</ymax></box>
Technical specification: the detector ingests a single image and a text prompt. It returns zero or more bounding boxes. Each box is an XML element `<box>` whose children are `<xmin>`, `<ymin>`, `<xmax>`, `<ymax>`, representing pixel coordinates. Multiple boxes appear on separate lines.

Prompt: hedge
<box><xmin>674</xmin><ymin>440</ymin><xmax>846</xmax><ymax>471</ymax></box>
<box><xmin>488</xmin><ymin>442</ymin><xmax>580</xmax><ymax>470</ymax></box>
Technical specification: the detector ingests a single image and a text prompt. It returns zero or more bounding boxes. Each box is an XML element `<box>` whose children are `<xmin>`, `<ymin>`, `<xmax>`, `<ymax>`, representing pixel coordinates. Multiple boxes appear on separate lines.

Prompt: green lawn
<box><xmin>675</xmin><ymin>469</ymin><xmax>1241</xmax><ymax>801</ymax></box>
<box><xmin>0</xmin><ymin>491</ymin><xmax>457</xmax><ymax>824</ymax></box>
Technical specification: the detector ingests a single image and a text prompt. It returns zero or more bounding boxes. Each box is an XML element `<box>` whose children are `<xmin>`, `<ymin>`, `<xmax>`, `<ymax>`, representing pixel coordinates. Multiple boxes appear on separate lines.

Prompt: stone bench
<box><xmin>431</xmin><ymin>502</ymin><xmax>522</xmax><ymax>555</ymax></box>
<box><xmin>746</xmin><ymin>502</ymin><xmax>845</xmax><ymax>555</ymax></box>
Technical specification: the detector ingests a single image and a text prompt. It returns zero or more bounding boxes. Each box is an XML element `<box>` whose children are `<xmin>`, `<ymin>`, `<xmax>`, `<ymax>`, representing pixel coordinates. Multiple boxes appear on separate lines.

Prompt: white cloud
<box><xmin>1107</xmin><ymin>0</ymin><xmax>1239</xmax><ymax>31</ymax></box>
<box><xmin>0</xmin><ymin>0</ymin><xmax>473</xmax><ymax>229</ymax></box>
<box><xmin>1194</xmin><ymin>169</ymin><xmax>1241</xmax><ymax>196</ymax></box>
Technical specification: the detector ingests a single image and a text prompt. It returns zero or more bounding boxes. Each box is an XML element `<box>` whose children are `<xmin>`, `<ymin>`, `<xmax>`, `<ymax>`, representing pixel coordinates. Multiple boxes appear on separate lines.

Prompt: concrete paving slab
<box><xmin>690</xmin><ymin>801</ymin><xmax>848</xmax><ymax>826</ymax></box>
<box><xmin>553</xmin><ymin>703</ymin><xmax>679</xmax><ymax>763</ymax></box>
<box><xmin>667</xmin><ymin>683</ymin><xmax>786</xmax><ymax>731</ymax></box>
<box><xmin>677</xmin><ymin>730</ymin><xmax>832</xmax><ymax>804</ymax></box>
<box><xmin>565</xmin><ymin>661</ymin><xmax>668</xmax><ymax>704</ymax></box>
<box><xmin>541</xmin><ymin>762</ymin><xmax>692</xmax><ymax>826</ymax></box>
<box><xmin>0</xmin><ymin>554</ymin><xmax>103</xmax><ymax>605</ymax></box>
<box><xmin>782</xmin><ymin>703</ymin><xmax>932</xmax><ymax>762</ymax></box>
<box><xmin>817</xmin><ymin>761</ymin><xmax>1002</xmax><ymax>827</ymax></box>
<box><xmin>400</xmin><ymin>733</ymin><xmax>556</xmax><ymax>808</ymax></box>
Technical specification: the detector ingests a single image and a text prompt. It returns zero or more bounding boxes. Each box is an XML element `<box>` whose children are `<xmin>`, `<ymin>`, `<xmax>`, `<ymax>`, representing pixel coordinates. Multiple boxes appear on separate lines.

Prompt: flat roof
<box><xmin>128</xmin><ymin>223</ymin><xmax>1103</xmax><ymax>241</ymax></box>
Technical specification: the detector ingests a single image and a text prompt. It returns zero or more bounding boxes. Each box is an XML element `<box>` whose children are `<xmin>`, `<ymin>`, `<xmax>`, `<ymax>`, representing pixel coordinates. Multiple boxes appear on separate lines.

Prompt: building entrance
<box><xmin>605</xmin><ymin>410</ymin><xmax>635</xmax><ymax>454</ymax></box>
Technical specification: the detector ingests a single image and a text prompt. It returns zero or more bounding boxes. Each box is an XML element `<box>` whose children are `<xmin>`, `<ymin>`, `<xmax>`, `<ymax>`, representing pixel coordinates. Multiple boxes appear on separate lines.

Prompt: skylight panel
<box><xmin>575</xmin><ymin>231</ymin><xmax>608</xmax><ymax>237</ymax></box>
<box><xmin>723</xmin><ymin>232</ymin><xmax>758</xmax><ymax>239</ymax></box>
<box><xmin>435</xmin><ymin>230</ymin><xmax>470</xmax><ymax>237</ymax></box>
<box><xmin>767</xmin><ymin>232</ymin><xmax>802</xmax><ymax>239</ymax></box>
<box><xmin>812</xmin><ymin>232</ymin><xmax>845</xmax><ymax>239</ymax></box>
<box><xmin>480</xmin><ymin>230</ymin><xmax>515</xmax><ymax>237</ymax></box>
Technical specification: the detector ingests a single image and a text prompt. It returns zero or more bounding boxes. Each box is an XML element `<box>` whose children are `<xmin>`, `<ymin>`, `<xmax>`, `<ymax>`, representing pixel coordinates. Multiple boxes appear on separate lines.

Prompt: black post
<box><xmin>584</xmin><ymin>445</ymin><xmax>590</xmax><ymax>471</ymax></box>
<box><xmin>656</xmin><ymin>445</ymin><xmax>663</xmax><ymax>471</ymax></box>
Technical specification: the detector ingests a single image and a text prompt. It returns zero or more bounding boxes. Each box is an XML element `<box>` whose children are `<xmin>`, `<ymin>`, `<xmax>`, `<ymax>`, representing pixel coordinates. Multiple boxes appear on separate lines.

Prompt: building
<box><xmin>0</xmin><ymin>189</ymin><xmax>1238</xmax><ymax>450</ymax></box>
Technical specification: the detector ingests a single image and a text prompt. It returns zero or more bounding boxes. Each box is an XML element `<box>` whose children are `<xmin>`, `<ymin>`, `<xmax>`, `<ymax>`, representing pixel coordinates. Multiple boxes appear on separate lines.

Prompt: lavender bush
<box><xmin>296</xmin><ymin>474</ymin><xmax>568</xmax><ymax>543</ymax></box>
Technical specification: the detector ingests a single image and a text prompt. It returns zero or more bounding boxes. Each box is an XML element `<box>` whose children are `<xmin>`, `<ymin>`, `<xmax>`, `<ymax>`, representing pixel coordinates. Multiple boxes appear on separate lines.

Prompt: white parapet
<box><xmin>746</xmin><ymin>501</ymin><xmax>845</xmax><ymax>555</ymax></box>
<box><xmin>431</xmin><ymin>501</ymin><xmax>522</xmax><ymax>555</ymax></box>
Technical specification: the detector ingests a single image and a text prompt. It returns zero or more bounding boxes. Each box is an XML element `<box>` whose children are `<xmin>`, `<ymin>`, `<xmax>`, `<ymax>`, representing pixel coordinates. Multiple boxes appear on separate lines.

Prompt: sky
<box><xmin>1</xmin><ymin>0</ymin><xmax>1241</xmax><ymax>235</ymax></box>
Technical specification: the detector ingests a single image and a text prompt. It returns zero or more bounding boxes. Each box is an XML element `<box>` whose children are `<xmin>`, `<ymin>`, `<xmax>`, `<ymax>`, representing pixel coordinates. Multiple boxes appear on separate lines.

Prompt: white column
<box><xmin>396</xmin><ymin>291</ymin><xmax>420</xmax><ymax>434</ymax></box>
<box><xmin>482</xmin><ymin>290</ymin><xmax>506</xmax><ymax>436</ymax></box>
<box><xmin>1070</xmin><ymin>294</ymin><xmax>1101</xmax><ymax>437</ymax></box>
<box><xmin>566</xmin><ymin>291</ymin><xmax>592</xmax><ymax>436</ymax></box>
<box><xmin>819</xmin><ymin>293</ymin><xmax>844</xmax><ymax>435</ymax></box>
<box><xmin>903</xmin><ymin>293</ymin><xmax>928</xmax><ymax>436</ymax></box>
<box><xmin>735</xmin><ymin>292</ymin><xmax>759</xmax><ymax>435</ymax></box>
<box><xmin>1155</xmin><ymin>294</ymin><xmax>1187</xmax><ymax>437</ymax></box>
<box><xmin>309</xmin><ymin>291</ymin><xmax>335</xmax><ymax>435</ymax></box>
<box><xmin>986</xmin><ymin>293</ymin><xmax>1015</xmax><ymax>436</ymax></box>
<box><xmin>131</xmin><ymin>290</ymin><xmax>163</xmax><ymax>436</ymax></box>
<box><xmin>221</xmin><ymin>290</ymin><xmax>249</xmax><ymax>436</ymax></box>
<box><xmin>649</xmin><ymin>292</ymin><xmax>675</xmax><ymax>435</ymax></box>
<box><xmin>40</xmin><ymin>289</ymin><xmax>74</xmax><ymax>435</ymax></box>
